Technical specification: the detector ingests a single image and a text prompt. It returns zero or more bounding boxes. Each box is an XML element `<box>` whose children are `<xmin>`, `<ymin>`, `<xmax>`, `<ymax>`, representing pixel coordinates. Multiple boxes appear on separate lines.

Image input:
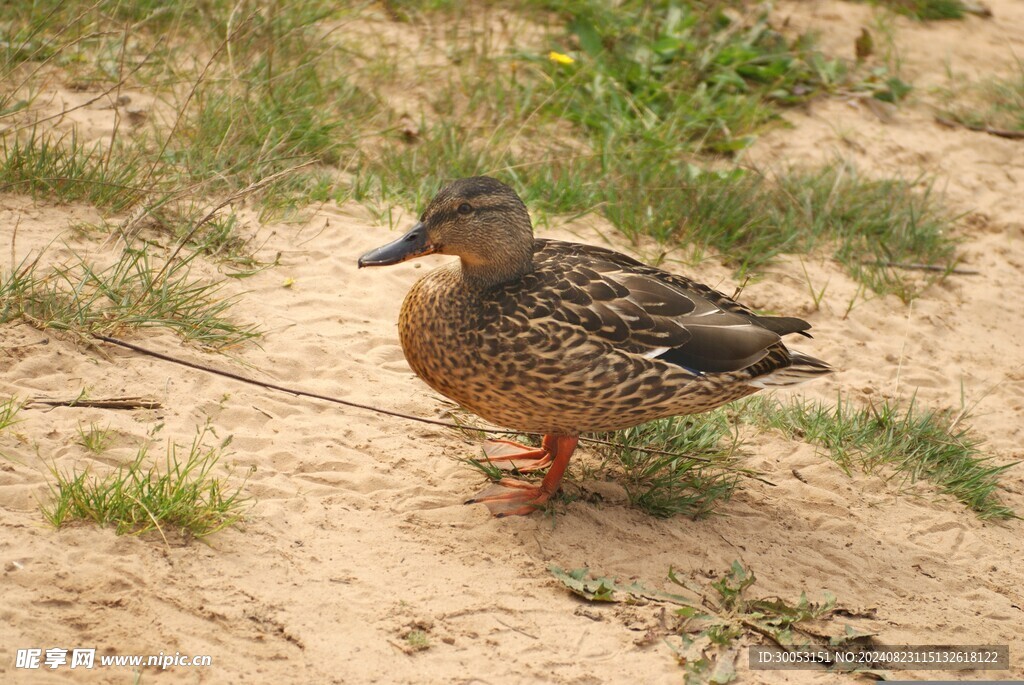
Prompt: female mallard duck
<box><xmin>359</xmin><ymin>176</ymin><xmax>832</xmax><ymax>517</ymax></box>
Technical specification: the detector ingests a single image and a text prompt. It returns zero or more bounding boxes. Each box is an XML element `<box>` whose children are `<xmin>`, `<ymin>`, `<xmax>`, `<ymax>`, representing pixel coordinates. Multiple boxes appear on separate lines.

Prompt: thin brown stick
<box><xmin>935</xmin><ymin>116</ymin><xmax>1024</xmax><ymax>141</ymax></box>
<box><xmin>30</xmin><ymin>396</ymin><xmax>161</xmax><ymax>410</ymax></box>
<box><xmin>1</xmin><ymin>339</ymin><xmax>49</xmax><ymax>352</ymax></box>
<box><xmin>493</xmin><ymin>618</ymin><xmax>539</xmax><ymax>640</ymax></box>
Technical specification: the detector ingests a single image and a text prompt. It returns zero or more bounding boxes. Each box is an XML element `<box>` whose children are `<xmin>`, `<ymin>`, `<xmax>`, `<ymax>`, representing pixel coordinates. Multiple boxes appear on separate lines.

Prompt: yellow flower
<box><xmin>282</xmin><ymin>277</ymin><xmax>295</xmax><ymax>288</ymax></box>
<box><xmin>548</xmin><ymin>51</ymin><xmax>575</xmax><ymax>65</ymax></box>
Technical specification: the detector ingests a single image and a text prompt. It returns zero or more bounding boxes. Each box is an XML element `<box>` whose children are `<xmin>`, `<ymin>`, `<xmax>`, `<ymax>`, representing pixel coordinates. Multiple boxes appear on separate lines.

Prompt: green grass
<box><xmin>0</xmin><ymin>127</ymin><xmax>155</xmax><ymax>213</ymax></box>
<box><xmin>404</xmin><ymin>629</ymin><xmax>431</xmax><ymax>652</ymax></box>
<box><xmin>593</xmin><ymin>412</ymin><xmax>740</xmax><ymax>518</ymax></box>
<box><xmin>590</xmin><ymin>161</ymin><xmax>956</xmax><ymax>300</ymax></box>
<box><xmin>177</xmin><ymin>211</ymin><xmax>275</xmax><ymax>275</ymax></box>
<box><xmin>360</xmin><ymin>0</ymin><xmax>846</xmax><ymax>202</ymax></box>
<box><xmin>866</xmin><ymin>0</ymin><xmax>969</xmax><ymax>20</ymax></box>
<box><xmin>460</xmin><ymin>389</ymin><xmax>1015</xmax><ymax>521</ymax></box>
<box><xmin>0</xmin><ymin>396</ymin><xmax>25</xmax><ymax>434</ymax></box>
<box><xmin>165</xmin><ymin>3</ymin><xmax>381</xmax><ymax>210</ymax></box>
<box><xmin>43</xmin><ymin>428</ymin><xmax>248</xmax><ymax>538</ymax></box>
<box><xmin>0</xmin><ymin>1</ymin><xmax>353</xmax><ymax>344</ymax></box>
<box><xmin>367</xmin><ymin>133</ymin><xmax>955</xmax><ymax>301</ymax></box>
<box><xmin>770</xmin><ymin>164</ymin><xmax>957</xmax><ymax>301</ymax></box>
<box><xmin>0</xmin><ymin>395</ymin><xmax>24</xmax><ymax>460</ymax></box>
<box><xmin>76</xmin><ymin>422</ymin><xmax>114</xmax><ymax>455</ymax></box>
<box><xmin>941</xmin><ymin>67</ymin><xmax>1024</xmax><ymax>134</ymax></box>
<box><xmin>527</xmin><ymin>1</ymin><xmax>845</xmax><ymax>148</ymax></box>
<box><xmin>740</xmin><ymin>394</ymin><xmax>1016</xmax><ymax>519</ymax></box>
<box><xmin>0</xmin><ymin>246</ymin><xmax>259</xmax><ymax>349</ymax></box>
<box><xmin>1</xmin><ymin>0</ymin><xmax>379</xmax><ymax>214</ymax></box>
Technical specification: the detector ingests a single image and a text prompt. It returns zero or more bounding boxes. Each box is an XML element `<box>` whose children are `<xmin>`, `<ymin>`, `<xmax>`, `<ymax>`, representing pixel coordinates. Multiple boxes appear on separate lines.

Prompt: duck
<box><xmin>358</xmin><ymin>176</ymin><xmax>832</xmax><ymax>517</ymax></box>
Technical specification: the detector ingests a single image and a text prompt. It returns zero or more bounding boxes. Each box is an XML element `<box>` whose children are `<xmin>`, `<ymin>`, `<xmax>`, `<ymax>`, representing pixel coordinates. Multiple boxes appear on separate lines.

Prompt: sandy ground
<box><xmin>2</xmin><ymin>1</ymin><xmax>1023</xmax><ymax>683</ymax></box>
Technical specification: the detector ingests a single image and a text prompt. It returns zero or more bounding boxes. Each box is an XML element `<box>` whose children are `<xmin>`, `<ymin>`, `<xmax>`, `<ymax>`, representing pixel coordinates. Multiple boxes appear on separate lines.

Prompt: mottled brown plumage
<box><xmin>359</xmin><ymin>176</ymin><xmax>832</xmax><ymax>516</ymax></box>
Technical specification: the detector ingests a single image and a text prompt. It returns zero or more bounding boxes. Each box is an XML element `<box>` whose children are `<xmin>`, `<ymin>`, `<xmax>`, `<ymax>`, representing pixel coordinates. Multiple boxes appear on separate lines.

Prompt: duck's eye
<box><xmin>457</xmin><ymin>202</ymin><xmax>473</xmax><ymax>215</ymax></box>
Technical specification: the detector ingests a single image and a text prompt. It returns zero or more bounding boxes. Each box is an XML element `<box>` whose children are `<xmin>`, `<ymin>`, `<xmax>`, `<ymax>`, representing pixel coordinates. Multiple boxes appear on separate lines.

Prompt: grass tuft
<box><xmin>741</xmin><ymin>394</ymin><xmax>1016</xmax><ymax>519</ymax></box>
<box><xmin>940</xmin><ymin>65</ymin><xmax>1024</xmax><ymax>135</ymax></box>
<box><xmin>529</xmin><ymin>1</ymin><xmax>848</xmax><ymax>149</ymax></box>
<box><xmin>594</xmin><ymin>412</ymin><xmax>739</xmax><ymax>518</ymax></box>
<box><xmin>867</xmin><ymin>0</ymin><xmax>969</xmax><ymax>21</ymax></box>
<box><xmin>0</xmin><ymin>127</ymin><xmax>155</xmax><ymax>213</ymax></box>
<box><xmin>43</xmin><ymin>428</ymin><xmax>248</xmax><ymax>538</ymax></box>
<box><xmin>772</xmin><ymin>164</ymin><xmax>958</xmax><ymax>301</ymax></box>
<box><xmin>404</xmin><ymin>629</ymin><xmax>431</xmax><ymax>652</ymax></box>
<box><xmin>0</xmin><ymin>396</ymin><xmax>25</xmax><ymax>435</ymax></box>
<box><xmin>0</xmin><ymin>246</ymin><xmax>259</xmax><ymax>349</ymax></box>
<box><xmin>597</xmin><ymin>161</ymin><xmax>957</xmax><ymax>302</ymax></box>
<box><xmin>76</xmin><ymin>422</ymin><xmax>114</xmax><ymax>455</ymax></box>
<box><xmin>169</xmin><ymin>3</ymin><xmax>380</xmax><ymax>209</ymax></box>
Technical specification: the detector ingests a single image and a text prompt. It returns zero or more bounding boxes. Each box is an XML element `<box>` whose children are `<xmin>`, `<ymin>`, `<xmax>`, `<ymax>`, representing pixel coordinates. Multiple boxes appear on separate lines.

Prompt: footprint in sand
<box><xmin>361</xmin><ymin>343</ymin><xmax>412</xmax><ymax>374</ymax></box>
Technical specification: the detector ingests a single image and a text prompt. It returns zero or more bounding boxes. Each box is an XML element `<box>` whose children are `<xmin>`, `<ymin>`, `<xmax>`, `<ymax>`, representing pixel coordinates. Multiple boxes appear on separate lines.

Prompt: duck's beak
<box><xmin>357</xmin><ymin>222</ymin><xmax>439</xmax><ymax>268</ymax></box>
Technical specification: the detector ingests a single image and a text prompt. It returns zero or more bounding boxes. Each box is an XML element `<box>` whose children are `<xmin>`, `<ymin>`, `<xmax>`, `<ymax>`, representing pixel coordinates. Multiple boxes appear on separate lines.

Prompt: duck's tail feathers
<box><xmin>749</xmin><ymin>350</ymin><xmax>833</xmax><ymax>389</ymax></box>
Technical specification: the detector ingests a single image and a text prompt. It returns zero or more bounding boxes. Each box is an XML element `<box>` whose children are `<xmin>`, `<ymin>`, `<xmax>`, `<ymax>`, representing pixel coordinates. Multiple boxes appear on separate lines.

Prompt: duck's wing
<box><xmin>516</xmin><ymin>240</ymin><xmax>812</xmax><ymax>374</ymax></box>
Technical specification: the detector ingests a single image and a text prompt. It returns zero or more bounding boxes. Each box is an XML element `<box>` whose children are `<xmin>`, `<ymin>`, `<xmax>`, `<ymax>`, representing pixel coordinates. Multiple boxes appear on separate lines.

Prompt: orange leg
<box><xmin>480</xmin><ymin>435</ymin><xmax>555</xmax><ymax>472</ymax></box>
<box><xmin>466</xmin><ymin>435</ymin><xmax>579</xmax><ymax>517</ymax></box>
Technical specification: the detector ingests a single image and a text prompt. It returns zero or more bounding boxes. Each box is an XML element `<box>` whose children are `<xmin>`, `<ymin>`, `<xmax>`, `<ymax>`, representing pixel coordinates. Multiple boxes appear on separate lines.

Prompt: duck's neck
<box><xmin>458</xmin><ymin>243</ymin><xmax>535</xmax><ymax>290</ymax></box>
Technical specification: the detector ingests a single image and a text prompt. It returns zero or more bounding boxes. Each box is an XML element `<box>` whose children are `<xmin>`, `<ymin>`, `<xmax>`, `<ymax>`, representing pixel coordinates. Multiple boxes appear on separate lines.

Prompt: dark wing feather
<box><xmin>752</xmin><ymin>315</ymin><xmax>813</xmax><ymax>338</ymax></box>
<box><xmin>510</xmin><ymin>240</ymin><xmax>810</xmax><ymax>374</ymax></box>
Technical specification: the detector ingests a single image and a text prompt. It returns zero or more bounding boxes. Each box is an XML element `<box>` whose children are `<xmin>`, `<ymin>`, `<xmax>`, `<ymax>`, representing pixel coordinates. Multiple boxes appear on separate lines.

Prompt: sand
<box><xmin>2</xmin><ymin>1</ymin><xmax>1022</xmax><ymax>683</ymax></box>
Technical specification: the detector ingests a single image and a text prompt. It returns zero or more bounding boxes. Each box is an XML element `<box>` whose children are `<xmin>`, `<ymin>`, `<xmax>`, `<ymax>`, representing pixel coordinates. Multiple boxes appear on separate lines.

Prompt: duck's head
<box><xmin>358</xmin><ymin>176</ymin><xmax>535</xmax><ymax>287</ymax></box>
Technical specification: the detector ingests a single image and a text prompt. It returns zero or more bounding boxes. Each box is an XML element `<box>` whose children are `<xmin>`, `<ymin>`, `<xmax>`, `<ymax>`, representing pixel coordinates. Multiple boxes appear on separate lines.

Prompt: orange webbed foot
<box><xmin>481</xmin><ymin>438</ymin><xmax>553</xmax><ymax>472</ymax></box>
<box><xmin>466</xmin><ymin>478</ymin><xmax>553</xmax><ymax>517</ymax></box>
<box><xmin>466</xmin><ymin>435</ymin><xmax>579</xmax><ymax>518</ymax></box>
